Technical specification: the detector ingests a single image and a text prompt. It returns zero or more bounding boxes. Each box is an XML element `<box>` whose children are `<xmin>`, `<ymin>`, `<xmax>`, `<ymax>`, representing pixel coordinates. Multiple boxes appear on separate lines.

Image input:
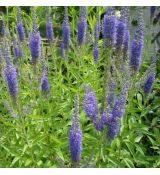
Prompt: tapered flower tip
<box><xmin>77</xmin><ymin>20</ymin><xmax>87</xmax><ymax>45</ymax></box>
<box><xmin>62</xmin><ymin>23</ymin><xmax>70</xmax><ymax>50</ymax></box>
<box><xmin>77</xmin><ymin>7</ymin><xmax>87</xmax><ymax>46</ymax></box>
<box><xmin>13</xmin><ymin>38</ymin><xmax>23</xmax><ymax>58</ymax></box>
<box><xmin>17</xmin><ymin>22</ymin><xmax>25</xmax><ymax>42</ymax></box>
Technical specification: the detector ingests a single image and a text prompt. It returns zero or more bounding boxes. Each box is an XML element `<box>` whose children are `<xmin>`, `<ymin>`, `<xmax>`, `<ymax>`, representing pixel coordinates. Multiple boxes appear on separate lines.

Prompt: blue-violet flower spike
<box><xmin>77</xmin><ymin>7</ymin><xmax>87</xmax><ymax>45</ymax></box>
<box><xmin>16</xmin><ymin>7</ymin><xmax>25</xmax><ymax>42</ymax></box>
<box><xmin>46</xmin><ymin>8</ymin><xmax>54</xmax><ymax>43</ymax></box>
<box><xmin>62</xmin><ymin>7</ymin><xmax>70</xmax><ymax>50</ymax></box>
<box><xmin>103</xmin><ymin>10</ymin><xmax>117</xmax><ymax>48</ymax></box>
<box><xmin>69</xmin><ymin>95</ymin><xmax>82</xmax><ymax>166</ymax></box>
<box><xmin>83</xmin><ymin>85</ymin><xmax>99</xmax><ymax>120</ymax></box>
<box><xmin>29</xmin><ymin>31</ymin><xmax>41</xmax><ymax>64</ymax></box>
<box><xmin>4</xmin><ymin>63</ymin><xmax>19</xmax><ymax>100</ymax></box>
<box><xmin>144</xmin><ymin>71</ymin><xmax>155</xmax><ymax>94</ymax></box>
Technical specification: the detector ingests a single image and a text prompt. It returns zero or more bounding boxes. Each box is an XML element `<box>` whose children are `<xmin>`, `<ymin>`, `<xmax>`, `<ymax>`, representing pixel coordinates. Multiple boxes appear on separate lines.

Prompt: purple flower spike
<box><xmin>96</xmin><ymin>111</ymin><xmax>120</xmax><ymax>139</ymax></box>
<box><xmin>29</xmin><ymin>7</ymin><xmax>41</xmax><ymax>65</ymax></box>
<box><xmin>93</xmin><ymin>109</ymin><xmax>121</xmax><ymax>139</ymax></box>
<box><xmin>130</xmin><ymin>8</ymin><xmax>144</xmax><ymax>72</ymax></box>
<box><xmin>4</xmin><ymin>63</ymin><xmax>19</xmax><ymax>100</ymax></box>
<box><xmin>46</xmin><ymin>8</ymin><xmax>54</xmax><ymax>43</ymax></box>
<box><xmin>144</xmin><ymin>71</ymin><xmax>155</xmax><ymax>94</ymax></box>
<box><xmin>69</xmin><ymin>129</ymin><xmax>82</xmax><ymax>164</ymax></box>
<box><xmin>130</xmin><ymin>37</ymin><xmax>143</xmax><ymax>71</ymax></box>
<box><xmin>46</xmin><ymin>21</ymin><xmax>54</xmax><ymax>43</ymax></box>
<box><xmin>16</xmin><ymin>7</ymin><xmax>25</xmax><ymax>42</ymax></box>
<box><xmin>13</xmin><ymin>38</ymin><xmax>23</xmax><ymax>58</ymax></box>
<box><xmin>103</xmin><ymin>11</ymin><xmax>117</xmax><ymax>48</ymax></box>
<box><xmin>62</xmin><ymin>7</ymin><xmax>70</xmax><ymax>50</ymax></box>
<box><xmin>112</xmin><ymin>84</ymin><xmax>128</xmax><ymax>119</ymax></box>
<box><xmin>29</xmin><ymin>31</ymin><xmax>41</xmax><ymax>65</ymax></box>
<box><xmin>17</xmin><ymin>22</ymin><xmax>25</xmax><ymax>42</ymax></box>
<box><xmin>93</xmin><ymin>21</ymin><xmax>100</xmax><ymax>61</ymax></box>
<box><xmin>120</xmin><ymin>7</ymin><xmax>129</xmax><ymax>24</ymax></box>
<box><xmin>123</xmin><ymin>29</ymin><xmax>130</xmax><ymax>57</ymax></box>
<box><xmin>69</xmin><ymin>95</ymin><xmax>82</xmax><ymax>165</ymax></box>
<box><xmin>83</xmin><ymin>85</ymin><xmax>99</xmax><ymax>120</ymax></box>
<box><xmin>14</xmin><ymin>47</ymin><xmax>23</xmax><ymax>58</ymax></box>
<box><xmin>115</xmin><ymin>20</ymin><xmax>126</xmax><ymax>52</ymax></box>
<box><xmin>94</xmin><ymin>112</ymin><xmax>112</xmax><ymax>132</ymax></box>
<box><xmin>107</xmin><ymin>118</ymin><xmax>121</xmax><ymax>139</ymax></box>
<box><xmin>77</xmin><ymin>7</ymin><xmax>87</xmax><ymax>45</ymax></box>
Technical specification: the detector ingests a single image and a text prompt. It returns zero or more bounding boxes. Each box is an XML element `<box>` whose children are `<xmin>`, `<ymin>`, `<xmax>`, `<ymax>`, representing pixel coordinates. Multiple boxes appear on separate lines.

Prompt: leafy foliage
<box><xmin>0</xmin><ymin>6</ymin><xmax>159</xmax><ymax>168</ymax></box>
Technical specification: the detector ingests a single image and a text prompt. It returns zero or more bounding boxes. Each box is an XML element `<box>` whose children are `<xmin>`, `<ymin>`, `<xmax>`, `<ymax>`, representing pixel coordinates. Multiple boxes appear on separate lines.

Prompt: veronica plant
<box><xmin>93</xmin><ymin>8</ymin><xmax>100</xmax><ymax>62</ymax></box>
<box><xmin>12</xmin><ymin>36</ymin><xmax>23</xmax><ymax>59</ymax></box>
<box><xmin>40</xmin><ymin>67</ymin><xmax>50</xmax><ymax>95</ymax></box>
<box><xmin>46</xmin><ymin>7</ymin><xmax>54</xmax><ymax>43</ymax></box>
<box><xmin>103</xmin><ymin>7</ymin><xmax>117</xmax><ymax>48</ymax></box>
<box><xmin>29</xmin><ymin>7</ymin><xmax>41</xmax><ymax>66</ymax></box>
<box><xmin>83</xmin><ymin>84</ymin><xmax>99</xmax><ymax>121</ymax></box>
<box><xmin>77</xmin><ymin>6</ymin><xmax>87</xmax><ymax>46</ymax></box>
<box><xmin>16</xmin><ymin>7</ymin><xmax>25</xmax><ymax>42</ymax></box>
<box><xmin>3</xmin><ymin>39</ymin><xmax>19</xmax><ymax>102</ymax></box>
<box><xmin>69</xmin><ymin>94</ymin><xmax>82</xmax><ymax>167</ymax></box>
<box><xmin>129</xmin><ymin>7</ymin><xmax>144</xmax><ymax>73</ymax></box>
<box><xmin>62</xmin><ymin>7</ymin><xmax>70</xmax><ymax>51</ymax></box>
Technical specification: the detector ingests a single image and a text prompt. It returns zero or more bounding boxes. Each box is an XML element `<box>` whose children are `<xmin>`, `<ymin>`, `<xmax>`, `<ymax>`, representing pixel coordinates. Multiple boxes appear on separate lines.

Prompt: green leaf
<box><xmin>135</xmin><ymin>135</ymin><xmax>143</xmax><ymax>143</ymax></box>
<box><xmin>10</xmin><ymin>157</ymin><xmax>20</xmax><ymax>167</ymax></box>
<box><xmin>107</xmin><ymin>157</ymin><xmax>122</xmax><ymax>167</ymax></box>
<box><xmin>24</xmin><ymin>159</ymin><xmax>32</xmax><ymax>167</ymax></box>
<box><xmin>123</xmin><ymin>158</ymin><xmax>135</xmax><ymax>168</ymax></box>
<box><xmin>125</xmin><ymin>142</ymin><xmax>136</xmax><ymax>160</ymax></box>
<box><xmin>135</xmin><ymin>145</ymin><xmax>145</xmax><ymax>156</ymax></box>
<box><xmin>137</xmin><ymin>93</ymin><xmax>143</xmax><ymax>109</ymax></box>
